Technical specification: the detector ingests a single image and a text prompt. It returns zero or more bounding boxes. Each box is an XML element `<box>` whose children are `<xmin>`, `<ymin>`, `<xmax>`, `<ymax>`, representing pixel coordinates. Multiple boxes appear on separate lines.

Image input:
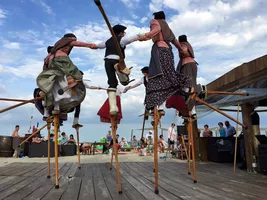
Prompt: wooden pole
<box><xmin>141</xmin><ymin>108</ymin><xmax>147</xmax><ymax>139</ymax></box>
<box><xmin>194</xmin><ymin>96</ymin><xmax>247</xmax><ymax>128</ymax></box>
<box><xmin>74</xmin><ymin>126</ymin><xmax>81</xmax><ymax>169</ymax></box>
<box><xmin>153</xmin><ymin>107</ymin><xmax>159</xmax><ymax>194</ymax></box>
<box><xmin>0</xmin><ymin>97</ymin><xmax>43</xmax><ymax>114</ymax></box>
<box><xmin>110</xmin><ymin>115</ymin><xmax>122</xmax><ymax>194</ymax></box>
<box><xmin>53</xmin><ymin>111</ymin><xmax>60</xmax><ymax>189</ymax></box>
<box><xmin>207</xmin><ymin>91</ymin><xmax>248</xmax><ymax>96</ymax></box>
<box><xmin>19</xmin><ymin>124</ymin><xmax>47</xmax><ymax>146</ymax></box>
<box><xmin>182</xmin><ymin>136</ymin><xmax>188</xmax><ymax>160</ymax></box>
<box><xmin>234</xmin><ymin>104</ymin><xmax>240</xmax><ymax>172</ymax></box>
<box><xmin>189</xmin><ymin>118</ymin><xmax>197</xmax><ymax>183</ymax></box>
<box><xmin>187</xmin><ymin>123</ymin><xmax>191</xmax><ymax>175</ymax></box>
<box><xmin>0</xmin><ymin>98</ymin><xmax>36</xmax><ymax>103</ymax></box>
<box><xmin>47</xmin><ymin>121</ymin><xmax>51</xmax><ymax>178</ymax></box>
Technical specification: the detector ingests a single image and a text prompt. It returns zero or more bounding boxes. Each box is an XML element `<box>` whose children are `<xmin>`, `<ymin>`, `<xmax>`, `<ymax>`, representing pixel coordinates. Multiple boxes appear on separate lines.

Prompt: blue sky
<box><xmin>1</xmin><ymin>0</ymin><xmax>267</xmax><ymax>142</ymax></box>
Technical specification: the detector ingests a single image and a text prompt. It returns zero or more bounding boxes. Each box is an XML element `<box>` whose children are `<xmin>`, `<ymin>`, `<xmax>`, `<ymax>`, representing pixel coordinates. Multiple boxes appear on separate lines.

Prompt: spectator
<box><xmin>158</xmin><ymin>135</ymin><xmax>165</xmax><ymax>153</ymax></box>
<box><xmin>132</xmin><ymin>135</ymin><xmax>138</xmax><ymax>153</ymax></box>
<box><xmin>139</xmin><ymin>144</ymin><xmax>147</xmax><ymax>156</ymax></box>
<box><xmin>168</xmin><ymin>123</ymin><xmax>176</xmax><ymax>153</ymax></box>
<box><xmin>202</xmin><ymin>124</ymin><xmax>213</xmax><ymax>137</ymax></box>
<box><xmin>110</xmin><ymin>134</ymin><xmax>121</xmax><ymax>151</ymax></box>
<box><xmin>119</xmin><ymin>137</ymin><xmax>128</xmax><ymax>148</ymax></box>
<box><xmin>145</xmin><ymin>131</ymin><xmax>154</xmax><ymax>153</ymax></box>
<box><xmin>225</xmin><ymin>121</ymin><xmax>236</xmax><ymax>137</ymax></box>
<box><xmin>218</xmin><ymin>122</ymin><xmax>226</xmax><ymax>137</ymax></box>
<box><xmin>68</xmin><ymin>134</ymin><xmax>76</xmax><ymax>144</ymax></box>
<box><xmin>106</xmin><ymin>130</ymin><xmax>112</xmax><ymax>144</ymax></box>
<box><xmin>12</xmin><ymin>125</ymin><xmax>20</xmax><ymax>158</ymax></box>
<box><xmin>32</xmin><ymin>135</ymin><xmax>41</xmax><ymax>144</ymax></box>
<box><xmin>61</xmin><ymin>132</ymin><xmax>69</xmax><ymax>144</ymax></box>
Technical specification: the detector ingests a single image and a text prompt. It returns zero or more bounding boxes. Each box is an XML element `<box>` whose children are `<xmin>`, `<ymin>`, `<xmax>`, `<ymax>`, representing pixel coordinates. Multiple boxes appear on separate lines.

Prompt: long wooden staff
<box><xmin>0</xmin><ymin>97</ymin><xmax>43</xmax><ymax>114</ymax></box>
<box><xmin>0</xmin><ymin>98</ymin><xmax>35</xmax><ymax>103</ymax></box>
<box><xmin>234</xmin><ymin>104</ymin><xmax>240</xmax><ymax>172</ymax></box>
<box><xmin>94</xmin><ymin>0</ymin><xmax>126</xmax><ymax>70</ymax></box>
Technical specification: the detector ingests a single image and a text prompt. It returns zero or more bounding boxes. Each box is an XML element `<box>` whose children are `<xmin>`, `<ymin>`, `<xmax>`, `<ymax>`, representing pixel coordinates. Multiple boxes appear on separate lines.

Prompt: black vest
<box><xmin>143</xmin><ymin>76</ymin><xmax>148</xmax><ymax>88</ymax></box>
<box><xmin>105</xmin><ymin>36</ymin><xmax>125</xmax><ymax>58</ymax></box>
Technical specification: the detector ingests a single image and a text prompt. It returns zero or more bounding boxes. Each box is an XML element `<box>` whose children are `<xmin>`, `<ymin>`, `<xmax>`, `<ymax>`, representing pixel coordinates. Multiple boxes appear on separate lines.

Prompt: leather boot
<box><xmin>108</xmin><ymin>88</ymin><xmax>119</xmax><ymax>115</ymax></box>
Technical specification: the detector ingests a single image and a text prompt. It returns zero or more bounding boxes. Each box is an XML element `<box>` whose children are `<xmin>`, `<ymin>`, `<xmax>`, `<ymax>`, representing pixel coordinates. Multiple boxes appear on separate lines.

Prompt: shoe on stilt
<box><xmin>158</xmin><ymin>109</ymin><xmax>165</xmax><ymax>117</ymax></box>
<box><xmin>72</xmin><ymin>117</ymin><xmax>83</xmax><ymax>128</ymax></box>
<box><xmin>108</xmin><ymin>88</ymin><xmax>119</xmax><ymax>116</ymax></box>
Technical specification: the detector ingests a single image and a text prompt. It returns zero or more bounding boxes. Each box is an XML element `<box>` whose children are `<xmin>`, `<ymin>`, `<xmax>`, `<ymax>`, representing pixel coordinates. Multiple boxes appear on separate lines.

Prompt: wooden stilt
<box><xmin>181</xmin><ymin>135</ymin><xmax>188</xmax><ymax>160</ymax></box>
<box><xmin>47</xmin><ymin>120</ymin><xmax>52</xmax><ymax>178</ymax></box>
<box><xmin>110</xmin><ymin>115</ymin><xmax>122</xmax><ymax>194</ymax></box>
<box><xmin>189</xmin><ymin>118</ymin><xmax>197</xmax><ymax>183</ymax></box>
<box><xmin>141</xmin><ymin>108</ymin><xmax>147</xmax><ymax>139</ymax></box>
<box><xmin>73</xmin><ymin>125</ymin><xmax>82</xmax><ymax>169</ymax></box>
<box><xmin>52</xmin><ymin>111</ymin><xmax>60</xmax><ymax>189</ymax></box>
<box><xmin>187</xmin><ymin>123</ymin><xmax>191</xmax><ymax>175</ymax></box>
<box><xmin>234</xmin><ymin>104</ymin><xmax>240</xmax><ymax>172</ymax></box>
<box><xmin>153</xmin><ymin>107</ymin><xmax>159</xmax><ymax>194</ymax></box>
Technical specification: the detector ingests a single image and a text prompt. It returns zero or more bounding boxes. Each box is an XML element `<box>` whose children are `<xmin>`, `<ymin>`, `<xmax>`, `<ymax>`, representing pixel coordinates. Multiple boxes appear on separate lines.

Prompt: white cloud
<box><xmin>31</xmin><ymin>0</ymin><xmax>54</xmax><ymax>15</ymax></box>
<box><xmin>140</xmin><ymin>17</ymin><xmax>148</xmax><ymax>23</ymax></box>
<box><xmin>0</xmin><ymin>8</ymin><xmax>7</xmax><ymax>19</ymax></box>
<box><xmin>121</xmin><ymin>0</ymin><xmax>140</xmax><ymax>8</ymax></box>
<box><xmin>2</xmin><ymin>40</ymin><xmax>21</xmax><ymax>49</ymax></box>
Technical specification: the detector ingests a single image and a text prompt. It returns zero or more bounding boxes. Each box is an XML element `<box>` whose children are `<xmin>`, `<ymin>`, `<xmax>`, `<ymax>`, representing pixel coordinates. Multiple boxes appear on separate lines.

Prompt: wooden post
<box><xmin>141</xmin><ymin>108</ymin><xmax>146</xmax><ymax>139</ymax></box>
<box><xmin>241</xmin><ymin>103</ymin><xmax>255</xmax><ymax>172</ymax></box>
<box><xmin>234</xmin><ymin>104</ymin><xmax>240</xmax><ymax>172</ymax></box>
<box><xmin>75</xmin><ymin>127</ymin><xmax>81</xmax><ymax>169</ymax></box>
<box><xmin>53</xmin><ymin>111</ymin><xmax>60</xmax><ymax>189</ymax></box>
<box><xmin>47</xmin><ymin>120</ymin><xmax>52</xmax><ymax>178</ymax></box>
<box><xmin>187</xmin><ymin>123</ymin><xmax>191</xmax><ymax>175</ymax></box>
<box><xmin>153</xmin><ymin>107</ymin><xmax>159</xmax><ymax>194</ymax></box>
<box><xmin>110</xmin><ymin>115</ymin><xmax>122</xmax><ymax>194</ymax></box>
<box><xmin>189</xmin><ymin>118</ymin><xmax>197</xmax><ymax>183</ymax></box>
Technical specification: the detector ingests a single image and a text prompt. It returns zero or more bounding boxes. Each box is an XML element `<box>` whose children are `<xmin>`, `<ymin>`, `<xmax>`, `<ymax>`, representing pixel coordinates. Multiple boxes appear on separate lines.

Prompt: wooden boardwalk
<box><xmin>0</xmin><ymin>161</ymin><xmax>266</xmax><ymax>200</ymax></box>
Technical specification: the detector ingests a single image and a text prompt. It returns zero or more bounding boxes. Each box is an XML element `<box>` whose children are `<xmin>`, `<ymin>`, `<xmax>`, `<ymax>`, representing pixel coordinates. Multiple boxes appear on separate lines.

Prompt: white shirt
<box><xmin>116</xmin><ymin>85</ymin><xmax>124</xmax><ymax>96</ymax></box>
<box><xmin>145</xmin><ymin>133</ymin><xmax>153</xmax><ymax>140</ymax></box>
<box><xmin>168</xmin><ymin>127</ymin><xmax>176</xmax><ymax>141</ymax></box>
<box><xmin>96</xmin><ymin>35</ymin><xmax>139</xmax><ymax>60</ymax></box>
<box><xmin>136</xmin><ymin>76</ymin><xmax>148</xmax><ymax>86</ymax></box>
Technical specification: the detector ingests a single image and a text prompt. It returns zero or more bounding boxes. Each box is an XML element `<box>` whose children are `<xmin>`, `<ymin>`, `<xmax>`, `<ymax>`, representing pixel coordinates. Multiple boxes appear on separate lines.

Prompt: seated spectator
<box><xmin>50</xmin><ymin>134</ymin><xmax>54</xmax><ymax>142</ymax></box>
<box><xmin>110</xmin><ymin>134</ymin><xmax>121</xmax><ymax>151</ymax></box>
<box><xmin>132</xmin><ymin>135</ymin><xmax>138</xmax><ymax>153</ymax></box>
<box><xmin>145</xmin><ymin>131</ymin><xmax>154</xmax><ymax>153</ymax></box>
<box><xmin>81</xmin><ymin>142</ymin><xmax>91</xmax><ymax>154</ymax></box>
<box><xmin>32</xmin><ymin>135</ymin><xmax>41</xmax><ymax>144</ymax></box>
<box><xmin>119</xmin><ymin>137</ymin><xmax>128</xmax><ymax>148</ymax></box>
<box><xmin>202</xmin><ymin>124</ymin><xmax>213</xmax><ymax>137</ymax></box>
<box><xmin>68</xmin><ymin>134</ymin><xmax>76</xmax><ymax>144</ymax></box>
<box><xmin>106</xmin><ymin>130</ymin><xmax>112</xmax><ymax>144</ymax></box>
<box><xmin>61</xmin><ymin>132</ymin><xmax>69</xmax><ymax>145</ymax></box>
<box><xmin>158</xmin><ymin>135</ymin><xmax>165</xmax><ymax>153</ymax></box>
<box><xmin>218</xmin><ymin>122</ymin><xmax>226</xmax><ymax>137</ymax></box>
<box><xmin>139</xmin><ymin>144</ymin><xmax>147</xmax><ymax>156</ymax></box>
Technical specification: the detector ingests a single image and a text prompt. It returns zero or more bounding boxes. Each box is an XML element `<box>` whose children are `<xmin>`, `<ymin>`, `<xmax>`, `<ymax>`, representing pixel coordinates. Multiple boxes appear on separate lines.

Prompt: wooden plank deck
<box><xmin>0</xmin><ymin>161</ymin><xmax>266</xmax><ymax>200</ymax></box>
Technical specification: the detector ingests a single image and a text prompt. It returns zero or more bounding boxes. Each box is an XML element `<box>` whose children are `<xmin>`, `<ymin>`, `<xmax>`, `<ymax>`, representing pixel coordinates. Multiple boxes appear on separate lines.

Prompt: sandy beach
<box><xmin>0</xmin><ymin>152</ymin><xmax>187</xmax><ymax>167</ymax></box>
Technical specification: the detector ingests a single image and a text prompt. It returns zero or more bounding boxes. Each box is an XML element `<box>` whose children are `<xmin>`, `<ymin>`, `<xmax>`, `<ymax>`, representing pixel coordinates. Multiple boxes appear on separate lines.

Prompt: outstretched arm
<box><xmin>124</xmin><ymin>78</ymin><xmax>143</xmax><ymax>93</ymax></box>
<box><xmin>70</xmin><ymin>41</ymin><xmax>96</xmax><ymax>48</ymax></box>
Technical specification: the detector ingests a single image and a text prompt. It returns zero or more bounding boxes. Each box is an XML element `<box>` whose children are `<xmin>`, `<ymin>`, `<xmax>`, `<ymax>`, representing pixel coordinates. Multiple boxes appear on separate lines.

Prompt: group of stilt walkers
<box><xmin>0</xmin><ymin>0</ymin><xmax>251</xmax><ymax>195</ymax></box>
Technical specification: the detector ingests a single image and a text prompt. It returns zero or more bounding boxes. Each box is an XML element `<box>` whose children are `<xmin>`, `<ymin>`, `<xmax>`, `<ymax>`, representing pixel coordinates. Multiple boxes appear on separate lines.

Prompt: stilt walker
<box><xmin>52</xmin><ymin>110</ymin><xmax>60</xmax><ymax>189</ymax></box>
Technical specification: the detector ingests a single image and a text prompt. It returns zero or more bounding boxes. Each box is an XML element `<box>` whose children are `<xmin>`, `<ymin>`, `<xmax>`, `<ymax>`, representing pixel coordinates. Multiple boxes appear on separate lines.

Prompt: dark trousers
<box><xmin>74</xmin><ymin>104</ymin><xmax>81</xmax><ymax>118</ymax></box>
<box><xmin>105</xmin><ymin>59</ymin><xmax>119</xmax><ymax>88</ymax></box>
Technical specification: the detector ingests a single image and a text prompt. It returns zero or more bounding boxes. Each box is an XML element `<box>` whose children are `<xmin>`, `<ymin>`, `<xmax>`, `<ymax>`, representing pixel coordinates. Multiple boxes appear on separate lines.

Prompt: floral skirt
<box><xmin>145</xmin><ymin>47</ymin><xmax>191</xmax><ymax>110</ymax></box>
